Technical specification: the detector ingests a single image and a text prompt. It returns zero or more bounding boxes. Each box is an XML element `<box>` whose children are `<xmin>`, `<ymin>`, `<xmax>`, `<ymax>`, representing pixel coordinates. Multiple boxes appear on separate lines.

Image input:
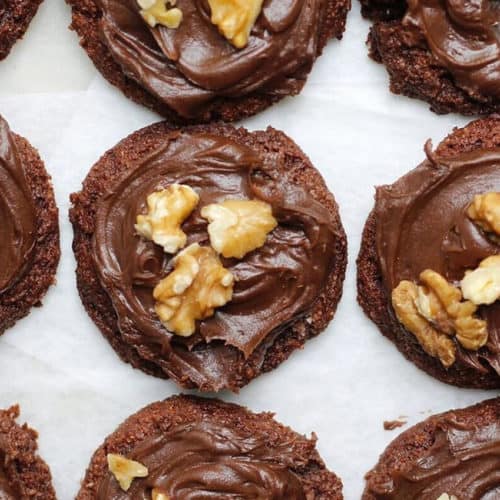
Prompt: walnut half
<box><xmin>392</xmin><ymin>268</ymin><xmax>489</xmax><ymax>367</ymax></box>
<box><xmin>154</xmin><ymin>243</ymin><xmax>234</xmax><ymax>336</ymax></box>
<box><xmin>107</xmin><ymin>454</ymin><xmax>148</xmax><ymax>491</ymax></box>
<box><xmin>135</xmin><ymin>184</ymin><xmax>199</xmax><ymax>254</ymax></box>
<box><xmin>207</xmin><ymin>0</ymin><xmax>264</xmax><ymax>48</ymax></box>
<box><xmin>201</xmin><ymin>199</ymin><xmax>277</xmax><ymax>259</ymax></box>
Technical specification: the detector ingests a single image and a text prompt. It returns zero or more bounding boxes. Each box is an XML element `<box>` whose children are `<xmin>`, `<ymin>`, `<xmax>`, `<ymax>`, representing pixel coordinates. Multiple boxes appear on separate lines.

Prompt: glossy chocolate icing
<box><xmin>92</xmin><ymin>131</ymin><xmax>340</xmax><ymax>390</ymax></box>
<box><xmin>403</xmin><ymin>0</ymin><xmax>500</xmax><ymax>100</ymax></box>
<box><xmin>0</xmin><ymin>116</ymin><xmax>36</xmax><ymax>295</ymax></box>
<box><xmin>366</xmin><ymin>419</ymin><xmax>500</xmax><ymax>499</ymax></box>
<box><xmin>375</xmin><ymin>146</ymin><xmax>500</xmax><ymax>375</ymax></box>
<box><xmin>96</xmin><ymin>0</ymin><xmax>323</xmax><ymax>118</ymax></box>
<box><xmin>97</xmin><ymin>422</ymin><xmax>306</xmax><ymax>499</ymax></box>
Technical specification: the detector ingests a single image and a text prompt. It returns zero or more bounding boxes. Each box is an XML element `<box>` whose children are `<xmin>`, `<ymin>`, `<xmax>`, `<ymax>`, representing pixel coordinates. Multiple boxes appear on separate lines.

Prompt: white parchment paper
<box><xmin>0</xmin><ymin>1</ymin><xmax>494</xmax><ymax>498</ymax></box>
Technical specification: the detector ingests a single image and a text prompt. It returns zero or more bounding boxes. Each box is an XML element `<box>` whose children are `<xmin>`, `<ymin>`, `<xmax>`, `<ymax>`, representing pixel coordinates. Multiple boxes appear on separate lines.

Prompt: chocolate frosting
<box><xmin>0</xmin><ymin>116</ymin><xmax>36</xmax><ymax>295</ymax></box>
<box><xmin>403</xmin><ymin>0</ymin><xmax>500</xmax><ymax>99</ymax></box>
<box><xmin>96</xmin><ymin>422</ymin><xmax>306</xmax><ymax>499</ymax></box>
<box><xmin>96</xmin><ymin>0</ymin><xmax>323</xmax><ymax>118</ymax></box>
<box><xmin>375</xmin><ymin>146</ymin><xmax>500</xmax><ymax>375</ymax></box>
<box><xmin>92</xmin><ymin>132</ymin><xmax>340</xmax><ymax>390</ymax></box>
<box><xmin>366</xmin><ymin>419</ymin><xmax>500</xmax><ymax>499</ymax></box>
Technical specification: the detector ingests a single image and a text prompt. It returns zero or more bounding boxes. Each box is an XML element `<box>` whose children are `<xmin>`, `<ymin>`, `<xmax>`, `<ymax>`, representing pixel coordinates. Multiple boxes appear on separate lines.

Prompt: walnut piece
<box><xmin>154</xmin><ymin>243</ymin><xmax>234</xmax><ymax>336</ymax></box>
<box><xmin>152</xmin><ymin>489</ymin><xmax>170</xmax><ymax>500</ymax></box>
<box><xmin>135</xmin><ymin>184</ymin><xmax>199</xmax><ymax>254</ymax></box>
<box><xmin>461</xmin><ymin>255</ymin><xmax>500</xmax><ymax>306</ymax></box>
<box><xmin>201</xmin><ymin>199</ymin><xmax>277</xmax><ymax>259</ymax></box>
<box><xmin>107</xmin><ymin>453</ymin><xmax>148</xmax><ymax>491</ymax></box>
<box><xmin>138</xmin><ymin>0</ymin><xmax>183</xmax><ymax>29</ymax></box>
<box><xmin>207</xmin><ymin>0</ymin><xmax>264</xmax><ymax>48</ymax></box>
<box><xmin>392</xmin><ymin>267</ymin><xmax>490</xmax><ymax>367</ymax></box>
<box><xmin>436</xmin><ymin>495</ymin><xmax>458</xmax><ymax>500</ymax></box>
<box><xmin>419</xmin><ymin>270</ymin><xmax>488</xmax><ymax>352</ymax></box>
<box><xmin>467</xmin><ymin>192</ymin><xmax>500</xmax><ymax>237</ymax></box>
<box><xmin>392</xmin><ymin>281</ymin><xmax>456</xmax><ymax>367</ymax></box>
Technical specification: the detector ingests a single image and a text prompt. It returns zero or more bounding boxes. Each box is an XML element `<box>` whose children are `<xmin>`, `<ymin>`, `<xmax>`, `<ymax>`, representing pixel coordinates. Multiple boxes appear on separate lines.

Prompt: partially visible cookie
<box><xmin>77</xmin><ymin>394</ymin><xmax>343</xmax><ymax>499</ymax></box>
<box><xmin>357</xmin><ymin>116</ymin><xmax>500</xmax><ymax>389</ymax></box>
<box><xmin>0</xmin><ymin>405</ymin><xmax>56</xmax><ymax>500</ymax></box>
<box><xmin>362</xmin><ymin>0</ymin><xmax>500</xmax><ymax>115</ymax></box>
<box><xmin>363</xmin><ymin>397</ymin><xmax>500</xmax><ymax>499</ymax></box>
<box><xmin>0</xmin><ymin>0</ymin><xmax>44</xmax><ymax>60</ymax></box>
<box><xmin>0</xmin><ymin>114</ymin><xmax>60</xmax><ymax>336</ymax></box>
<box><xmin>66</xmin><ymin>0</ymin><xmax>350</xmax><ymax>123</ymax></box>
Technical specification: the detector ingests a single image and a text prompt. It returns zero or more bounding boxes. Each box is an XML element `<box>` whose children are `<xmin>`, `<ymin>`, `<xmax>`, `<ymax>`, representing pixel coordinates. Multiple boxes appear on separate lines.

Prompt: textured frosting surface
<box><xmin>404</xmin><ymin>0</ymin><xmax>500</xmax><ymax>99</ymax></box>
<box><xmin>91</xmin><ymin>131</ymin><xmax>340</xmax><ymax>390</ymax></box>
<box><xmin>96</xmin><ymin>422</ymin><xmax>306</xmax><ymax>499</ymax></box>
<box><xmin>366</xmin><ymin>419</ymin><xmax>500</xmax><ymax>499</ymax></box>
<box><xmin>96</xmin><ymin>0</ymin><xmax>324</xmax><ymax>117</ymax></box>
<box><xmin>0</xmin><ymin>115</ymin><xmax>36</xmax><ymax>294</ymax></box>
<box><xmin>375</xmin><ymin>147</ymin><xmax>500</xmax><ymax>375</ymax></box>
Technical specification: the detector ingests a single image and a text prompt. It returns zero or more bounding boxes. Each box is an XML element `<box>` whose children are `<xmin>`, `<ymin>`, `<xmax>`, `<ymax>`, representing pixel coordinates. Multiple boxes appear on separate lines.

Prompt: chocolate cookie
<box><xmin>70</xmin><ymin>122</ymin><xmax>347</xmax><ymax>392</ymax></box>
<box><xmin>0</xmin><ymin>115</ymin><xmax>60</xmax><ymax>336</ymax></box>
<box><xmin>357</xmin><ymin>116</ymin><xmax>500</xmax><ymax>389</ymax></box>
<box><xmin>66</xmin><ymin>0</ymin><xmax>350</xmax><ymax>123</ymax></box>
<box><xmin>362</xmin><ymin>0</ymin><xmax>500</xmax><ymax>115</ymax></box>
<box><xmin>77</xmin><ymin>394</ymin><xmax>343</xmax><ymax>499</ymax></box>
<box><xmin>363</xmin><ymin>397</ymin><xmax>500</xmax><ymax>499</ymax></box>
<box><xmin>0</xmin><ymin>0</ymin><xmax>44</xmax><ymax>60</ymax></box>
<box><xmin>0</xmin><ymin>405</ymin><xmax>56</xmax><ymax>499</ymax></box>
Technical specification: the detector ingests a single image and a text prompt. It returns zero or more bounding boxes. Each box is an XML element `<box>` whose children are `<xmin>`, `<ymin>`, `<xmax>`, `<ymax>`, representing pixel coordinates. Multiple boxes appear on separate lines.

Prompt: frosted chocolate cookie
<box><xmin>70</xmin><ymin>122</ymin><xmax>347</xmax><ymax>392</ymax></box>
<box><xmin>67</xmin><ymin>0</ymin><xmax>350</xmax><ymax>123</ymax></box>
<box><xmin>77</xmin><ymin>395</ymin><xmax>343</xmax><ymax>499</ymax></box>
<box><xmin>0</xmin><ymin>0</ymin><xmax>43</xmax><ymax>60</ymax></box>
<box><xmin>0</xmin><ymin>115</ymin><xmax>60</xmax><ymax>336</ymax></box>
<box><xmin>358</xmin><ymin>117</ymin><xmax>500</xmax><ymax>388</ymax></box>
<box><xmin>0</xmin><ymin>405</ymin><xmax>56</xmax><ymax>500</ymax></box>
<box><xmin>362</xmin><ymin>0</ymin><xmax>500</xmax><ymax>115</ymax></box>
<box><xmin>363</xmin><ymin>397</ymin><xmax>500</xmax><ymax>499</ymax></box>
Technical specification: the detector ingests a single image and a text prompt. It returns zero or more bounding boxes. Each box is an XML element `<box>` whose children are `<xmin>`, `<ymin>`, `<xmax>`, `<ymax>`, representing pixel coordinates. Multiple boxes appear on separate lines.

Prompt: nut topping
<box><xmin>436</xmin><ymin>495</ymin><xmax>458</xmax><ymax>500</ymax></box>
<box><xmin>467</xmin><ymin>192</ymin><xmax>500</xmax><ymax>238</ymax></box>
<box><xmin>107</xmin><ymin>453</ymin><xmax>148</xmax><ymax>491</ymax></box>
<box><xmin>392</xmin><ymin>280</ymin><xmax>456</xmax><ymax>367</ymax></box>
<box><xmin>154</xmin><ymin>243</ymin><xmax>234</xmax><ymax>336</ymax></box>
<box><xmin>135</xmin><ymin>184</ymin><xmax>199</xmax><ymax>254</ymax></box>
<box><xmin>138</xmin><ymin>0</ymin><xmax>183</xmax><ymax>29</ymax></box>
<box><xmin>461</xmin><ymin>255</ymin><xmax>500</xmax><ymax>306</ymax></box>
<box><xmin>207</xmin><ymin>0</ymin><xmax>264</xmax><ymax>48</ymax></box>
<box><xmin>201</xmin><ymin>199</ymin><xmax>277</xmax><ymax>259</ymax></box>
<box><xmin>392</xmin><ymin>268</ymin><xmax>489</xmax><ymax>367</ymax></box>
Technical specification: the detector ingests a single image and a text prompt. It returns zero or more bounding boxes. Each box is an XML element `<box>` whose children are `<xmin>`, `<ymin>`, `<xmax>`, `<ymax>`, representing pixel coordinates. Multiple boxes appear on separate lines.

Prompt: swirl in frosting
<box><xmin>96</xmin><ymin>0</ymin><xmax>324</xmax><ymax>117</ymax></box>
<box><xmin>366</xmin><ymin>419</ymin><xmax>500</xmax><ymax>499</ymax></box>
<box><xmin>0</xmin><ymin>115</ymin><xmax>36</xmax><ymax>295</ymax></box>
<box><xmin>97</xmin><ymin>422</ymin><xmax>306</xmax><ymax>499</ymax></box>
<box><xmin>91</xmin><ymin>131</ymin><xmax>340</xmax><ymax>390</ymax></box>
<box><xmin>375</xmin><ymin>146</ymin><xmax>500</xmax><ymax>375</ymax></box>
<box><xmin>403</xmin><ymin>0</ymin><xmax>500</xmax><ymax>100</ymax></box>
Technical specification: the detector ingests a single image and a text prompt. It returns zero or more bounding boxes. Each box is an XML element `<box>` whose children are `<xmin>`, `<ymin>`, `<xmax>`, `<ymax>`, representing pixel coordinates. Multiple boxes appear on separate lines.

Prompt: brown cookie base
<box><xmin>66</xmin><ymin>0</ymin><xmax>350</xmax><ymax>123</ymax></box>
<box><xmin>357</xmin><ymin>116</ymin><xmax>500</xmax><ymax>389</ymax></box>
<box><xmin>362</xmin><ymin>397</ymin><xmax>500</xmax><ymax>499</ymax></box>
<box><xmin>70</xmin><ymin>122</ymin><xmax>347</xmax><ymax>391</ymax></box>
<box><xmin>362</xmin><ymin>6</ymin><xmax>500</xmax><ymax>115</ymax></box>
<box><xmin>0</xmin><ymin>0</ymin><xmax>43</xmax><ymax>60</ymax></box>
<box><xmin>0</xmin><ymin>405</ymin><xmax>56</xmax><ymax>499</ymax></box>
<box><xmin>77</xmin><ymin>395</ymin><xmax>343</xmax><ymax>499</ymax></box>
<box><xmin>0</xmin><ymin>131</ymin><xmax>60</xmax><ymax>336</ymax></box>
